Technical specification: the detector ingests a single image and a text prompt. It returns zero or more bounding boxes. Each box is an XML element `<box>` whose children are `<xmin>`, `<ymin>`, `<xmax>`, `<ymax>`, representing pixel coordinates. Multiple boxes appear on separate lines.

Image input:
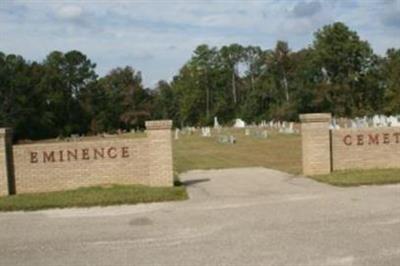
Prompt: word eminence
<box><xmin>30</xmin><ymin>147</ymin><xmax>130</xmax><ymax>163</ymax></box>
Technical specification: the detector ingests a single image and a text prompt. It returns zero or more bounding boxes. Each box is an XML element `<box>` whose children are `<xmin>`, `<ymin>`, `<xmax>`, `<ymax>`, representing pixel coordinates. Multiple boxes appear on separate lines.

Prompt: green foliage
<box><xmin>311</xmin><ymin>22</ymin><xmax>378</xmax><ymax>117</ymax></box>
<box><xmin>94</xmin><ymin>67</ymin><xmax>151</xmax><ymax>132</ymax></box>
<box><xmin>0</xmin><ymin>22</ymin><xmax>399</xmax><ymax>139</ymax></box>
<box><xmin>0</xmin><ymin>52</ymin><xmax>153</xmax><ymax>139</ymax></box>
<box><xmin>383</xmin><ymin>48</ymin><xmax>400</xmax><ymax>114</ymax></box>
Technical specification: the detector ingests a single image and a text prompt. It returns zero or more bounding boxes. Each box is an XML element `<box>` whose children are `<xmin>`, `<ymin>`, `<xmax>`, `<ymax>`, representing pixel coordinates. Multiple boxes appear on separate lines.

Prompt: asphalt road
<box><xmin>0</xmin><ymin>168</ymin><xmax>399</xmax><ymax>266</ymax></box>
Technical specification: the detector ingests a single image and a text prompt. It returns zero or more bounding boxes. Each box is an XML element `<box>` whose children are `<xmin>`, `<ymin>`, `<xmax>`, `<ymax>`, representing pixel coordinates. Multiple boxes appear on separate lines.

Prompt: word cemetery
<box><xmin>301</xmin><ymin>113</ymin><xmax>400</xmax><ymax>175</ymax></box>
<box><xmin>342</xmin><ymin>132</ymin><xmax>400</xmax><ymax>146</ymax></box>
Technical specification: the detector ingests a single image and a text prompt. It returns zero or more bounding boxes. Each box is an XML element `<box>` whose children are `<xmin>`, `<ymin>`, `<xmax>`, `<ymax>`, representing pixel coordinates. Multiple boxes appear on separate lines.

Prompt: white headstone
<box><xmin>269</xmin><ymin>121</ymin><xmax>274</xmax><ymax>128</ymax></box>
<box><xmin>214</xmin><ymin>117</ymin><xmax>220</xmax><ymax>128</ymax></box>
<box><xmin>389</xmin><ymin>115</ymin><xmax>400</xmax><ymax>127</ymax></box>
<box><xmin>201</xmin><ymin>127</ymin><xmax>211</xmax><ymax>137</ymax></box>
<box><xmin>233</xmin><ymin>119</ymin><xmax>246</xmax><ymax>128</ymax></box>
<box><xmin>372</xmin><ymin>115</ymin><xmax>380</xmax><ymax>127</ymax></box>
<box><xmin>262</xmin><ymin>130</ymin><xmax>268</xmax><ymax>138</ymax></box>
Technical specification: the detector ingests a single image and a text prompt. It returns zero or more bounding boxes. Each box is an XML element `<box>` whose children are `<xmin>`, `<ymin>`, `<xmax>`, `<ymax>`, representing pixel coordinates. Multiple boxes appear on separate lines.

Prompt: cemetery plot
<box><xmin>173</xmin><ymin>128</ymin><xmax>301</xmax><ymax>175</ymax></box>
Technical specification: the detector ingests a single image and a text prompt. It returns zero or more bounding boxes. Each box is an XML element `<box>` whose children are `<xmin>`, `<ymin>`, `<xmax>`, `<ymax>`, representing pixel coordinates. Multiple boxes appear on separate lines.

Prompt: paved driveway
<box><xmin>0</xmin><ymin>168</ymin><xmax>399</xmax><ymax>266</ymax></box>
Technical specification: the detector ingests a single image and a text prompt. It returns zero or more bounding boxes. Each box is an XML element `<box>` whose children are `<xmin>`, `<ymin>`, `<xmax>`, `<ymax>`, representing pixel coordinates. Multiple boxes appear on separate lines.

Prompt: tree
<box><xmin>268</xmin><ymin>41</ymin><xmax>292</xmax><ymax>103</ymax></box>
<box><xmin>311</xmin><ymin>22</ymin><xmax>376</xmax><ymax>117</ymax></box>
<box><xmin>152</xmin><ymin>80</ymin><xmax>180</xmax><ymax>125</ymax></box>
<box><xmin>383</xmin><ymin>48</ymin><xmax>400</xmax><ymax>114</ymax></box>
<box><xmin>97</xmin><ymin>66</ymin><xmax>152</xmax><ymax>131</ymax></box>
<box><xmin>190</xmin><ymin>45</ymin><xmax>218</xmax><ymax>121</ymax></box>
<box><xmin>220</xmin><ymin>44</ymin><xmax>245</xmax><ymax>105</ymax></box>
<box><xmin>40</xmin><ymin>50</ymin><xmax>97</xmax><ymax>136</ymax></box>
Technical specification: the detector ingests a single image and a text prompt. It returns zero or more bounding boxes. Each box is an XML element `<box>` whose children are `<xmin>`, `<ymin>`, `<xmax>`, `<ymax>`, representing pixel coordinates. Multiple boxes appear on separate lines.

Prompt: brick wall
<box><xmin>0</xmin><ymin>120</ymin><xmax>173</xmax><ymax>196</ymax></box>
<box><xmin>300</xmin><ymin>113</ymin><xmax>400</xmax><ymax>175</ymax></box>
<box><xmin>332</xmin><ymin>127</ymin><xmax>400</xmax><ymax>170</ymax></box>
<box><xmin>300</xmin><ymin>113</ymin><xmax>331</xmax><ymax>175</ymax></box>
<box><xmin>0</xmin><ymin>129</ymin><xmax>9</xmax><ymax>196</ymax></box>
<box><xmin>146</xmin><ymin>120</ymin><xmax>173</xmax><ymax>187</ymax></box>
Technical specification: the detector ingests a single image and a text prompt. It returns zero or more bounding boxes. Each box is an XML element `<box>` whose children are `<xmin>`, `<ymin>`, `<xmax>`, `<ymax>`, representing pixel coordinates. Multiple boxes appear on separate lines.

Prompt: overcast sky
<box><xmin>1</xmin><ymin>0</ymin><xmax>400</xmax><ymax>87</ymax></box>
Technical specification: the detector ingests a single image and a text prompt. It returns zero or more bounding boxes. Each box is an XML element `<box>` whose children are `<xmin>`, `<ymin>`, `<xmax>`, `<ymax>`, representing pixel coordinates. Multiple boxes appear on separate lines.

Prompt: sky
<box><xmin>1</xmin><ymin>0</ymin><xmax>400</xmax><ymax>87</ymax></box>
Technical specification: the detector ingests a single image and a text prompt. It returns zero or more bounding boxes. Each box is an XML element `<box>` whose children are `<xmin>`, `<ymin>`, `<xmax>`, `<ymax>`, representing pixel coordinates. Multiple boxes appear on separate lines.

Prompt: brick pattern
<box><xmin>146</xmin><ymin>120</ymin><xmax>174</xmax><ymax>186</ymax></box>
<box><xmin>147</xmin><ymin>129</ymin><xmax>173</xmax><ymax>186</ymax></box>
<box><xmin>332</xmin><ymin>127</ymin><xmax>400</xmax><ymax>170</ymax></box>
<box><xmin>0</xmin><ymin>129</ymin><xmax>8</xmax><ymax>196</ymax></box>
<box><xmin>300</xmin><ymin>113</ymin><xmax>331</xmax><ymax>176</ymax></box>
<box><xmin>0</xmin><ymin>120</ymin><xmax>173</xmax><ymax>195</ymax></box>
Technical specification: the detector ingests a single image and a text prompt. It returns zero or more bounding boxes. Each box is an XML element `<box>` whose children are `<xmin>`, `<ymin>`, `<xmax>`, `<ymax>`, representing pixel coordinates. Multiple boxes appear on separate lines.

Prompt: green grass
<box><xmin>6</xmin><ymin>128</ymin><xmax>399</xmax><ymax>212</ymax></box>
<box><xmin>0</xmin><ymin>184</ymin><xmax>188</xmax><ymax>212</ymax></box>
<box><xmin>173</xmin><ymin>128</ymin><xmax>400</xmax><ymax>187</ymax></box>
<box><xmin>173</xmin><ymin>128</ymin><xmax>302</xmax><ymax>175</ymax></box>
<box><xmin>311</xmin><ymin>168</ymin><xmax>400</xmax><ymax>187</ymax></box>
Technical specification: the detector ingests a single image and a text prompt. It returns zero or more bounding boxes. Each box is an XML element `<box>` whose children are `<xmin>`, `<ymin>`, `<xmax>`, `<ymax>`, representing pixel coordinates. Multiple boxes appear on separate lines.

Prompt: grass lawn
<box><xmin>311</xmin><ymin>168</ymin><xmax>400</xmax><ymax>187</ymax></box>
<box><xmin>5</xmin><ymin>128</ymin><xmax>399</xmax><ymax>212</ymax></box>
<box><xmin>0</xmin><ymin>184</ymin><xmax>187</xmax><ymax>212</ymax></box>
<box><xmin>173</xmin><ymin>128</ymin><xmax>302</xmax><ymax>175</ymax></box>
<box><xmin>173</xmin><ymin>128</ymin><xmax>400</xmax><ymax>186</ymax></box>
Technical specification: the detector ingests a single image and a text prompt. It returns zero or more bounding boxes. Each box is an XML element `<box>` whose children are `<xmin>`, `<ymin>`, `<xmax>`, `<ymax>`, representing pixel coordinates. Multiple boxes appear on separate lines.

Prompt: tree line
<box><xmin>1</xmin><ymin>22</ymin><xmax>400</xmax><ymax>140</ymax></box>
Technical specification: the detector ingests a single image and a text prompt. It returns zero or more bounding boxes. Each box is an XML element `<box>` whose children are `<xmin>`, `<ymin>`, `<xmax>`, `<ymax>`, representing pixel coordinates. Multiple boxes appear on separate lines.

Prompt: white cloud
<box><xmin>56</xmin><ymin>5</ymin><xmax>83</xmax><ymax>20</ymax></box>
<box><xmin>292</xmin><ymin>1</ymin><xmax>322</xmax><ymax>18</ymax></box>
<box><xmin>0</xmin><ymin>0</ymin><xmax>399</xmax><ymax>87</ymax></box>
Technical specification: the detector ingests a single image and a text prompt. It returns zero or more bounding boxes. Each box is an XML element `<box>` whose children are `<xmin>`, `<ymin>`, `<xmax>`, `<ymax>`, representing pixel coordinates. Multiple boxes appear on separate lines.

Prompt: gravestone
<box><xmin>233</xmin><ymin>119</ymin><xmax>246</xmax><ymax>128</ymax></box>
<box><xmin>214</xmin><ymin>117</ymin><xmax>220</xmax><ymax>128</ymax></box>
<box><xmin>218</xmin><ymin>135</ymin><xmax>229</xmax><ymax>144</ymax></box>
<box><xmin>218</xmin><ymin>135</ymin><xmax>236</xmax><ymax>144</ymax></box>
<box><xmin>262</xmin><ymin>130</ymin><xmax>268</xmax><ymax>138</ymax></box>
<box><xmin>201</xmin><ymin>127</ymin><xmax>211</xmax><ymax>137</ymax></box>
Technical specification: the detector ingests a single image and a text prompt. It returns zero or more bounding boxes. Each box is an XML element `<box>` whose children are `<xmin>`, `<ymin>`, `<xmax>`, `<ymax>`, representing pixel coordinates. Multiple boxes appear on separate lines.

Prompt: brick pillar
<box><xmin>0</xmin><ymin>128</ymin><xmax>13</xmax><ymax>196</ymax></box>
<box><xmin>145</xmin><ymin>120</ymin><xmax>173</xmax><ymax>187</ymax></box>
<box><xmin>299</xmin><ymin>113</ymin><xmax>331</xmax><ymax>176</ymax></box>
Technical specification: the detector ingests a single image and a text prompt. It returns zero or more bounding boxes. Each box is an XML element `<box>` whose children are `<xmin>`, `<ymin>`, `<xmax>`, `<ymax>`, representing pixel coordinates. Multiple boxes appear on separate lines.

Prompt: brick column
<box><xmin>0</xmin><ymin>128</ymin><xmax>13</xmax><ymax>196</ymax></box>
<box><xmin>299</xmin><ymin>113</ymin><xmax>331</xmax><ymax>176</ymax></box>
<box><xmin>145</xmin><ymin>120</ymin><xmax>173</xmax><ymax>187</ymax></box>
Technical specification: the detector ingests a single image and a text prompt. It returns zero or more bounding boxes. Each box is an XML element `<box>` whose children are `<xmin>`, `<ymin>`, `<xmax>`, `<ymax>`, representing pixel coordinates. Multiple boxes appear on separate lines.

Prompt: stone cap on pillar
<box><xmin>145</xmin><ymin>120</ymin><xmax>173</xmax><ymax>130</ymax></box>
<box><xmin>299</xmin><ymin>113</ymin><xmax>331</xmax><ymax>123</ymax></box>
<box><xmin>0</xmin><ymin>128</ymin><xmax>12</xmax><ymax>137</ymax></box>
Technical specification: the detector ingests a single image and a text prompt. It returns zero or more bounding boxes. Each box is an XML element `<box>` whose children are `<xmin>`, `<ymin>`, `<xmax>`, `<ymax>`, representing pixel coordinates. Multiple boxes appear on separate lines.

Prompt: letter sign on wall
<box><xmin>29</xmin><ymin>147</ymin><xmax>130</xmax><ymax>163</ymax></box>
<box><xmin>343</xmin><ymin>135</ymin><xmax>352</xmax><ymax>146</ymax></box>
